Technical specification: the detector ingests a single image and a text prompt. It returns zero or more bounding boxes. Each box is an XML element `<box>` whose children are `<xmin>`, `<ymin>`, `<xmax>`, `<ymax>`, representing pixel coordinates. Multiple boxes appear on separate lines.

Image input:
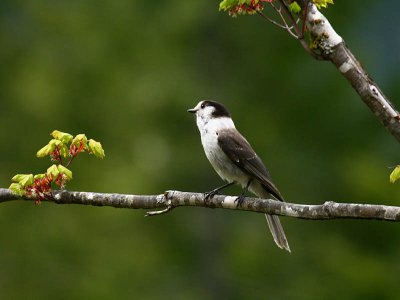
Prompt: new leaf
<box><xmin>390</xmin><ymin>165</ymin><xmax>400</xmax><ymax>183</ymax></box>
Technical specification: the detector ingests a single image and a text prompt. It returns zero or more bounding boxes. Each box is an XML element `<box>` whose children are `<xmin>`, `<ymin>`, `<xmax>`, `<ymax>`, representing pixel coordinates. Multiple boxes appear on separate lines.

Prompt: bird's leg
<box><xmin>204</xmin><ymin>182</ymin><xmax>235</xmax><ymax>203</ymax></box>
<box><xmin>234</xmin><ymin>179</ymin><xmax>252</xmax><ymax>208</ymax></box>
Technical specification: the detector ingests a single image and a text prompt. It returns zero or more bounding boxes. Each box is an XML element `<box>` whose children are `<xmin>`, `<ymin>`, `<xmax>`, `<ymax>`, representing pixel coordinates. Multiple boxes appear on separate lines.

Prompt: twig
<box><xmin>267</xmin><ymin>2</ymin><xmax>299</xmax><ymax>39</ymax></box>
<box><xmin>257</xmin><ymin>11</ymin><xmax>291</xmax><ymax>30</ymax></box>
<box><xmin>278</xmin><ymin>0</ymin><xmax>301</xmax><ymax>37</ymax></box>
<box><xmin>267</xmin><ymin>0</ymin><xmax>324</xmax><ymax>60</ymax></box>
<box><xmin>146</xmin><ymin>205</ymin><xmax>174</xmax><ymax>216</ymax></box>
<box><xmin>301</xmin><ymin>0</ymin><xmax>310</xmax><ymax>37</ymax></box>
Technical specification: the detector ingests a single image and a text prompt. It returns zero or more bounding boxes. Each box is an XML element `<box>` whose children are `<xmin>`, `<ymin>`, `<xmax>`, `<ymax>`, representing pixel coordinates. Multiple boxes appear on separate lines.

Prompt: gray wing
<box><xmin>217</xmin><ymin>129</ymin><xmax>284</xmax><ymax>201</ymax></box>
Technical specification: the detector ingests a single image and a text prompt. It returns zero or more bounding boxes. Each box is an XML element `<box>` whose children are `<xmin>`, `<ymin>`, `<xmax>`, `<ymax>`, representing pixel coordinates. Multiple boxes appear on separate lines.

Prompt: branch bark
<box><xmin>296</xmin><ymin>1</ymin><xmax>400</xmax><ymax>142</ymax></box>
<box><xmin>1</xmin><ymin>188</ymin><xmax>400</xmax><ymax>221</ymax></box>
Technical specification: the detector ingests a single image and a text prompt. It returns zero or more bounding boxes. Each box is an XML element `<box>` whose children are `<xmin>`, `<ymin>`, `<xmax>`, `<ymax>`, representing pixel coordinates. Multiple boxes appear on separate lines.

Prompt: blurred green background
<box><xmin>1</xmin><ymin>1</ymin><xmax>400</xmax><ymax>299</ymax></box>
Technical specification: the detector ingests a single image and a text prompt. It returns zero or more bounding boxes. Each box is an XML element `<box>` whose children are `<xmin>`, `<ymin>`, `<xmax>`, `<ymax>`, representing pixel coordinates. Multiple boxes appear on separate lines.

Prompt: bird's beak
<box><xmin>187</xmin><ymin>107</ymin><xmax>197</xmax><ymax>113</ymax></box>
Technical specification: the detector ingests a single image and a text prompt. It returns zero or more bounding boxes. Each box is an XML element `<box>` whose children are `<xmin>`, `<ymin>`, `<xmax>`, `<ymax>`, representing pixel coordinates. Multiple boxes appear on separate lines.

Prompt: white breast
<box><xmin>199</xmin><ymin>118</ymin><xmax>249</xmax><ymax>186</ymax></box>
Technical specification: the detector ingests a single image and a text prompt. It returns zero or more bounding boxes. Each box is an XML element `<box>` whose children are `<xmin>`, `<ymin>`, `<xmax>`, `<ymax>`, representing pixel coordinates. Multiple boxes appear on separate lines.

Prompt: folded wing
<box><xmin>217</xmin><ymin>129</ymin><xmax>284</xmax><ymax>201</ymax></box>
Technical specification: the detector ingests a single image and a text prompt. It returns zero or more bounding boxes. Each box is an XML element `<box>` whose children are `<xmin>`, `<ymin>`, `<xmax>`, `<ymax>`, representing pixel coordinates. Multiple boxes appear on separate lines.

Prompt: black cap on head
<box><xmin>202</xmin><ymin>100</ymin><xmax>231</xmax><ymax>118</ymax></box>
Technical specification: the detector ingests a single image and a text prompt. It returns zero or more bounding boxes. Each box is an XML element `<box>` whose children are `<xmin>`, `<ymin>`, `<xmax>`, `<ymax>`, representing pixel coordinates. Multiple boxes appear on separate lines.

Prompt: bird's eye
<box><xmin>200</xmin><ymin>103</ymin><xmax>205</xmax><ymax>109</ymax></box>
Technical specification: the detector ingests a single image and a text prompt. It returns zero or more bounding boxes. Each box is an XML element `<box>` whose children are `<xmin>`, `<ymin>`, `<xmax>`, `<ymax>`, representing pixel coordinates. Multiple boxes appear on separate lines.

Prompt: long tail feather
<box><xmin>265</xmin><ymin>214</ymin><xmax>291</xmax><ymax>253</ymax></box>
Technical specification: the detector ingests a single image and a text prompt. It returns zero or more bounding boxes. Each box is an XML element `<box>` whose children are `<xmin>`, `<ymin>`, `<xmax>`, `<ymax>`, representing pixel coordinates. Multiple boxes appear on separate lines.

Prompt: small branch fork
<box><xmin>258</xmin><ymin>1</ymin><xmax>297</xmax><ymax>38</ymax></box>
<box><xmin>258</xmin><ymin>2</ymin><xmax>298</xmax><ymax>39</ymax></box>
<box><xmin>1</xmin><ymin>188</ymin><xmax>400</xmax><ymax>221</ymax></box>
<box><xmin>258</xmin><ymin>0</ymin><xmax>324</xmax><ymax>60</ymax></box>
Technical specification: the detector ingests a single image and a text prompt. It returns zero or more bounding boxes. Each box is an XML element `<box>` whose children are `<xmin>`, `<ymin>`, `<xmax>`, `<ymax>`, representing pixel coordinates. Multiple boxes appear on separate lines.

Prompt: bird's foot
<box><xmin>234</xmin><ymin>194</ymin><xmax>245</xmax><ymax>208</ymax></box>
<box><xmin>203</xmin><ymin>182</ymin><xmax>235</xmax><ymax>206</ymax></box>
<box><xmin>204</xmin><ymin>188</ymin><xmax>220</xmax><ymax>203</ymax></box>
<box><xmin>234</xmin><ymin>180</ymin><xmax>251</xmax><ymax>208</ymax></box>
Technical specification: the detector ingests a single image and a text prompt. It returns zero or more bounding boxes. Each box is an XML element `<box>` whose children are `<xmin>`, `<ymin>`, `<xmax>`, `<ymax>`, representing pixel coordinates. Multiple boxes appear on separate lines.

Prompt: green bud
<box><xmin>12</xmin><ymin>174</ymin><xmax>27</xmax><ymax>182</ymax></box>
<box><xmin>72</xmin><ymin>134</ymin><xmax>88</xmax><ymax>148</ymax></box>
<box><xmin>9</xmin><ymin>183</ymin><xmax>24</xmax><ymax>196</ymax></box>
<box><xmin>37</xmin><ymin>139</ymin><xmax>64</xmax><ymax>158</ymax></box>
<box><xmin>57</xmin><ymin>165</ymin><xmax>73</xmax><ymax>180</ymax></box>
<box><xmin>37</xmin><ymin>142</ymin><xmax>56</xmax><ymax>158</ymax></box>
<box><xmin>313</xmin><ymin>0</ymin><xmax>334</xmax><ymax>9</ymax></box>
<box><xmin>51</xmin><ymin>130</ymin><xmax>73</xmax><ymax>143</ymax></box>
<box><xmin>49</xmin><ymin>139</ymin><xmax>62</xmax><ymax>147</ymax></box>
<box><xmin>289</xmin><ymin>1</ymin><xmax>301</xmax><ymax>14</ymax></box>
<box><xmin>219</xmin><ymin>0</ymin><xmax>238</xmax><ymax>11</ymax></box>
<box><xmin>59</xmin><ymin>143</ymin><xmax>69</xmax><ymax>158</ymax></box>
<box><xmin>34</xmin><ymin>173</ymin><xmax>46</xmax><ymax>180</ymax></box>
<box><xmin>390</xmin><ymin>165</ymin><xmax>400</xmax><ymax>183</ymax></box>
<box><xmin>11</xmin><ymin>174</ymin><xmax>34</xmax><ymax>187</ymax></box>
<box><xmin>47</xmin><ymin>164</ymin><xmax>60</xmax><ymax>180</ymax></box>
<box><xmin>88</xmin><ymin>139</ymin><xmax>105</xmax><ymax>159</ymax></box>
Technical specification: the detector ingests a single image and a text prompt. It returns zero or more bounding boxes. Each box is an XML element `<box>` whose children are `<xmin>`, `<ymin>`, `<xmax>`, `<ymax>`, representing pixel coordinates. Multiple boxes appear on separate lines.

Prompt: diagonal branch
<box><xmin>295</xmin><ymin>1</ymin><xmax>400</xmax><ymax>142</ymax></box>
<box><xmin>1</xmin><ymin>188</ymin><xmax>399</xmax><ymax>221</ymax></box>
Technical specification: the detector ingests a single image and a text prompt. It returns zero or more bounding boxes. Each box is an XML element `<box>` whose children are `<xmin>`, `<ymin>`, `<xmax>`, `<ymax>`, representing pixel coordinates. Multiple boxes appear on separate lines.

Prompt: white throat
<box><xmin>197</xmin><ymin>116</ymin><xmax>235</xmax><ymax>136</ymax></box>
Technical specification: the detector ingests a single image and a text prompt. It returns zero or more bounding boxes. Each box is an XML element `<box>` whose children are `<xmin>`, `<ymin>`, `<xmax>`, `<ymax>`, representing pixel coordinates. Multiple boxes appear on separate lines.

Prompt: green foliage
<box><xmin>57</xmin><ymin>165</ymin><xmax>73</xmax><ymax>180</ymax></box>
<box><xmin>219</xmin><ymin>0</ymin><xmax>266</xmax><ymax>17</ymax></box>
<box><xmin>313</xmin><ymin>0</ymin><xmax>334</xmax><ymax>9</ymax></box>
<box><xmin>51</xmin><ymin>130</ymin><xmax>73</xmax><ymax>144</ymax></box>
<box><xmin>289</xmin><ymin>1</ymin><xmax>301</xmax><ymax>14</ymax></box>
<box><xmin>11</xmin><ymin>174</ymin><xmax>34</xmax><ymax>187</ymax></box>
<box><xmin>219</xmin><ymin>0</ymin><xmax>240</xmax><ymax>11</ymax></box>
<box><xmin>390</xmin><ymin>165</ymin><xmax>400</xmax><ymax>183</ymax></box>
<box><xmin>219</xmin><ymin>0</ymin><xmax>333</xmax><ymax>17</ymax></box>
<box><xmin>47</xmin><ymin>164</ymin><xmax>60</xmax><ymax>179</ymax></box>
<box><xmin>9</xmin><ymin>130</ymin><xmax>104</xmax><ymax>203</ymax></box>
<box><xmin>8</xmin><ymin>183</ymin><xmax>25</xmax><ymax>196</ymax></box>
<box><xmin>36</xmin><ymin>139</ymin><xmax>59</xmax><ymax>158</ymax></box>
<box><xmin>10</xmin><ymin>174</ymin><xmax>34</xmax><ymax>196</ymax></box>
<box><xmin>72</xmin><ymin>133</ymin><xmax>88</xmax><ymax>148</ymax></box>
<box><xmin>88</xmin><ymin>139</ymin><xmax>106</xmax><ymax>159</ymax></box>
<box><xmin>34</xmin><ymin>174</ymin><xmax>46</xmax><ymax>180</ymax></box>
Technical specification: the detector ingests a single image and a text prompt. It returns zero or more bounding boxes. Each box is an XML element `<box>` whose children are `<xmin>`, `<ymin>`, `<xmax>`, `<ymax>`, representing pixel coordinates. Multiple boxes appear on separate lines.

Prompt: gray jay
<box><xmin>188</xmin><ymin>100</ymin><xmax>290</xmax><ymax>252</ymax></box>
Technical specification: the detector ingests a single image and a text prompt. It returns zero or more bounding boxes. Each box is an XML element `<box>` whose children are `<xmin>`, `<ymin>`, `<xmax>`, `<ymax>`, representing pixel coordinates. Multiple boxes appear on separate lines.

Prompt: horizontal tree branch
<box><xmin>1</xmin><ymin>188</ymin><xmax>399</xmax><ymax>221</ymax></box>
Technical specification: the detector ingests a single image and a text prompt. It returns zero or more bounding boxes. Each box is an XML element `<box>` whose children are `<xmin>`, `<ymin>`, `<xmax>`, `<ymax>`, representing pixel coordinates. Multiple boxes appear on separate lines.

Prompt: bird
<box><xmin>188</xmin><ymin>100</ymin><xmax>290</xmax><ymax>252</ymax></box>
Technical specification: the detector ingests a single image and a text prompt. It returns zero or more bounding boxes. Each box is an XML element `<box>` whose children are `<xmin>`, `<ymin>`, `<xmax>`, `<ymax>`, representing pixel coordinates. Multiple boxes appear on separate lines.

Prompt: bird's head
<box><xmin>188</xmin><ymin>100</ymin><xmax>232</xmax><ymax>130</ymax></box>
